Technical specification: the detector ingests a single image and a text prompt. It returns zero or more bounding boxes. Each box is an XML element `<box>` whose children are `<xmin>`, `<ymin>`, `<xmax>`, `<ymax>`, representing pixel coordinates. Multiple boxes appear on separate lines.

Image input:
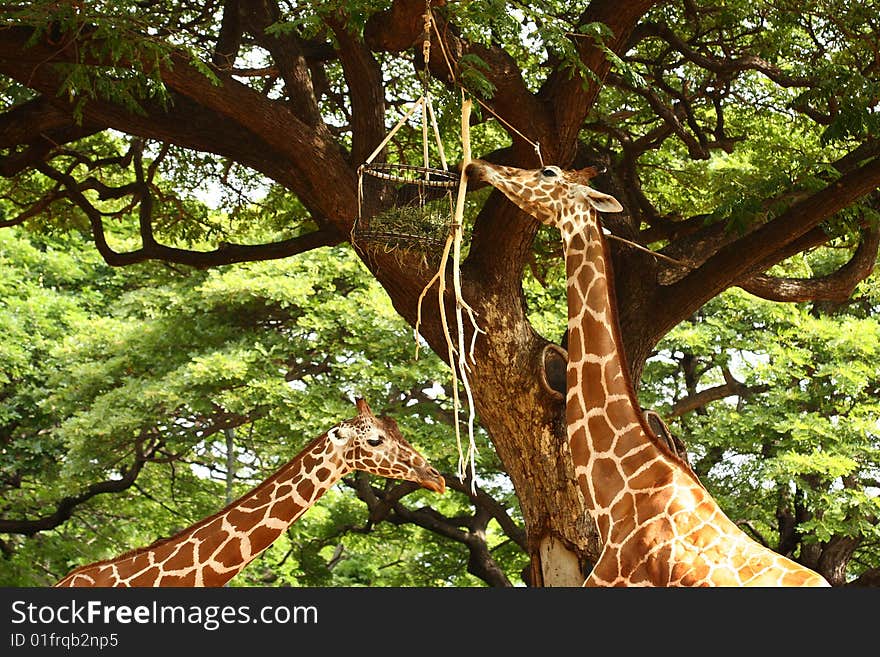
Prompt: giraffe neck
<box><xmin>559</xmin><ymin>215</ymin><xmax>830</xmax><ymax>587</ymax></box>
<box><xmin>56</xmin><ymin>433</ymin><xmax>348</xmax><ymax>587</ymax></box>
<box><xmin>561</xmin><ymin>219</ymin><xmax>683</xmax><ymax>541</ymax></box>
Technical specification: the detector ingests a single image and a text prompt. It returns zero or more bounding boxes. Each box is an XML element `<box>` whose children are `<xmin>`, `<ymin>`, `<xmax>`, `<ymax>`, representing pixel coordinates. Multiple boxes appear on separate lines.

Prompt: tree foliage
<box><xmin>0</xmin><ymin>224</ymin><xmax>523</xmax><ymax>586</ymax></box>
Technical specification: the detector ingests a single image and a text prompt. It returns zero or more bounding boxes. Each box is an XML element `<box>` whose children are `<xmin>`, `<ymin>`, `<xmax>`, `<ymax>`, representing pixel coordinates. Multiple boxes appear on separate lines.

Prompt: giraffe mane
<box><xmin>591</xmin><ymin>215</ymin><xmax>704</xmax><ymax>488</ymax></box>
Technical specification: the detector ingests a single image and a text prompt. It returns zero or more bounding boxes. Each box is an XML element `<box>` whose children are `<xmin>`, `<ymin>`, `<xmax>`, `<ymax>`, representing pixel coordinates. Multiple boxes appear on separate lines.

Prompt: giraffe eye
<box><xmin>542</xmin><ymin>168</ymin><xmax>558</xmax><ymax>177</ymax></box>
<box><xmin>366</xmin><ymin>437</ymin><xmax>383</xmax><ymax>447</ymax></box>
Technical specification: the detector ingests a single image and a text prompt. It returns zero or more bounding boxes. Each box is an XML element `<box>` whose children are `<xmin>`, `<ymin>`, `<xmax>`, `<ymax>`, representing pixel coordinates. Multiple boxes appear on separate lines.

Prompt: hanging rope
<box><xmin>415</xmin><ymin>93</ymin><xmax>482</xmax><ymax>490</ymax></box>
<box><xmin>411</xmin><ymin>3</ymin><xmax>483</xmax><ymax>490</ymax></box>
<box><xmin>352</xmin><ymin>7</ymin><xmax>450</xmax><ymax>252</ymax></box>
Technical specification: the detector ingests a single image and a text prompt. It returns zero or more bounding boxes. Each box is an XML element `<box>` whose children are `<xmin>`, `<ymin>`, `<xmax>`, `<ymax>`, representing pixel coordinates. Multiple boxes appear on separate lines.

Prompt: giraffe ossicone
<box><xmin>55</xmin><ymin>397</ymin><xmax>445</xmax><ymax>587</ymax></box>
<box><xmin>467</xmin><ymin>159</ymin><xmax>830</xmax><ymax>587</ymax></box>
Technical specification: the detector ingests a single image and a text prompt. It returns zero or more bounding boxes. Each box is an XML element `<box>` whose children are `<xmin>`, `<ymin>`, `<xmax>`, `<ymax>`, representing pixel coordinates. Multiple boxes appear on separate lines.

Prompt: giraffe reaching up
<box><xmin>55</xmin><ymin>398</ymin><xmax>445</xmax><ymax>587</ymax></box>
<box><xmin>466</xmin><ymin>159</ymin><xmax>829</xmax><ymax>587</ymax></box>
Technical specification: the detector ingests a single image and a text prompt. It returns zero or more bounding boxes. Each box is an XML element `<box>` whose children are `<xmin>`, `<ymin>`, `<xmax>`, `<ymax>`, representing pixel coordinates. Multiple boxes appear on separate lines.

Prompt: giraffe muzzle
<box><xmin>465</xmin><ymin>160</ymin><xmax>489</xmax><ymax>181</ymax></box>
<box><xmin>418</xmin><ymin>466</ymin><xmax>446</xmax><ymax>494</ymax></box>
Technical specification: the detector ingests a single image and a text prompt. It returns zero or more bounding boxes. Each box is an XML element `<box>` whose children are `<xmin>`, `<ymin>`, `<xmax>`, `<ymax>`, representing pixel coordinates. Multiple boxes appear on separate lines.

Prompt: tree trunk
<box><xmin>363</xmin><ymin>241</ymin><xmax>603</xmax><ymax>585</ymax></box>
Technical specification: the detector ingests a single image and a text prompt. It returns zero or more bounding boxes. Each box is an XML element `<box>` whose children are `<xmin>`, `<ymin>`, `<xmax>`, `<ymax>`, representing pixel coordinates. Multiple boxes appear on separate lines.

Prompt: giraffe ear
<box><xmin>583</xmin><ymin>188</ymin><xmax>623</xmax><ymax>213</ymax></box>
<box><xmin>328</xmin><ymin>425</ymin><xmax>356</xmax><ymax>446</ymax></box>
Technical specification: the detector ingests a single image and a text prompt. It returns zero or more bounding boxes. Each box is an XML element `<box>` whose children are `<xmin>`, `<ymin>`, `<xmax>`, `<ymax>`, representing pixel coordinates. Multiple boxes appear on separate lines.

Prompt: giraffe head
<box><xmin>329</xmin><ymin>398</ymin><xmax>446</xmax><ymax>493</ymax></box>
<box><xmin>466</xmin><ymin>160</ymin><xmax>623</xmax><ymax>232</ymax></box>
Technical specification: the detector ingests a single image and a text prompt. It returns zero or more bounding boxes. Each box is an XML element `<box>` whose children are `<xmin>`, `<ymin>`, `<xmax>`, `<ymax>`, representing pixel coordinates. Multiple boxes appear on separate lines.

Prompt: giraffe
<box><xmin>55</xmin><ymin>398</ymin><xmax>445</xmax><ymax>587</ymax></box>
<box><xmin>466</xmin><ymin>159</ymin><xmax>830</xmax><ymax>587</ymax></box>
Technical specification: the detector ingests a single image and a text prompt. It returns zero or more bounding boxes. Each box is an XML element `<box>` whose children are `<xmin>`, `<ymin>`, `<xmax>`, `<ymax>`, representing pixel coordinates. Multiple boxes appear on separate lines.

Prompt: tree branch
<box><xmin>635</xmin><ymin>20</ymin><xmax>815</xmax><ymax>89</ymax></box>
<box><xmin>346</xmin><ymin>470</ymin><xmax>523</xmax><ymax>587</ymax></box>
<box><xmin>326</xmin><ymin>13</ymin><xmax>386</xmax><ymax>166</ymax></box>
<box><xmin>670</xmin><ymin>367</ymin><xmax>769</xmax><ymax>417</ymax></box>
<box><xmin>212</xmin><ymin>0</ymin><xmax>244</xmax><ymax>69</ymax></box>
<box><xmin>0</xmin><ymin>96</ymin><xmax>98</xmax><ymax>149</ymax></box>
<box><xmin>0</xmin><ymin>58</ymin><xmax>299</xmax><ymax>191</ymax></box>
<box><xmin>0</xmin><ymin>25</ymin><xmax>358</xmax><ymax>226</ymax></box>
<box><xmin>605</xmin><ymin>71</ymin><xmax>710</xmax><ymax>160</ymax></box>
<box><xmin>0</xmin><ymin>452</ymin><xmax>150</xmax><ymax>536</ymax></box>
<box><xmin>737</xmin><ymin>227</ymin><xmax>880</xmax><ymax>303</ymax></box>
<box><xmin>543</xmin><ymin>0</ymin><xmax>664</xmax><ymax>164</ymax></box>
<box><xmin>240</xmin><ymin>0</ymin><xmax>322</xmax><ymax>126</ymax></box>
<box><xmin>36</xmin><ymin>161</ymin><xmax>342</xmax><ymax>267</ymax></box>
<box><xmin>656</xmin><ymin>156</ymin><xmax>880</xmax><ymax>338</ymax></box>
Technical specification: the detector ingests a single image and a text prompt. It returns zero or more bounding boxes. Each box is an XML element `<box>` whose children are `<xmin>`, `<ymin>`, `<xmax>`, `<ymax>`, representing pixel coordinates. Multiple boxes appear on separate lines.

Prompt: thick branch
<box><xmin>240</xmin><ymin>0</ymin><xmax>322</xmax><ymax>125</ymax></box>
<box><xmin>154</xmin><ymin>53</ymin><xmax>355</xmax><ymax>220</ymax></box>
<box><xmin>0</xmin><ymin>59</ymin><xmax>298</xmax><ymax>190</ymax></box>
<box><xmin>0</xmin><ymin>97</ymin><xmax>102</xmax><ymax>176</ymax></box>
<box><xmin>0</xmin><ymin>96</ymin><xmax>95</xmax><ymax>148</ymax></box>
<box><xmin>738</xmin><ymin>227</ymin><xmax>880</xmax><ymax>303</ymax></box>
<box><xmin>0</xmin><ymin>25</ymin><xmax>358</xmax><ymax>226</ymax></box>
<box><xmin>655</xmin><ymin>144</ymin><xmax>880</xmax><ymax>283</ymax></box>
<box><xmin>327</xmin><ymin>15</ymin><xmax>386</xmax><ymax>166</ymax></box>
<box><xmin>212</xmin><ymin>0</ymin><xmax>244</xmax><ymax>69</ymax></box>
<box><xmin>362</xmin><ymin>0</ymin><xmax>439</xmax><ymax>51</ymax></box>
<box><xmin>656</xmin><ymin>157</ymin><xmax>880</xmax><ymax>337</ymax></box>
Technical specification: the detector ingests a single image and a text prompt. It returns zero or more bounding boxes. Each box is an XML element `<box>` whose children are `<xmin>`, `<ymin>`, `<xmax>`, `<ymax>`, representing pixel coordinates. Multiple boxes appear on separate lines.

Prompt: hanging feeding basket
<box><xmin>351</xmin><ymin>3</ymin><xmax>456</xmax><ymax>256</ymax></box>
<box><xmin>351</xmin><ymin>0</ymin><xmax>457</xmax><ymax>260</ymax></box>
<box><xmin>354</xmin><ymin>162</ymin><xmax>458</xmax><ymax>252</ymax></box>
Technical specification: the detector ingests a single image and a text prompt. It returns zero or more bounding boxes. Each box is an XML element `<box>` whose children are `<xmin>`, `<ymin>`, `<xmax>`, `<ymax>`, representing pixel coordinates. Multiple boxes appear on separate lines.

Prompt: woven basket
<box><xmin>354</xmin><ymin>163</ymin><xmax>458</xmax><ymax>251</ymax></box>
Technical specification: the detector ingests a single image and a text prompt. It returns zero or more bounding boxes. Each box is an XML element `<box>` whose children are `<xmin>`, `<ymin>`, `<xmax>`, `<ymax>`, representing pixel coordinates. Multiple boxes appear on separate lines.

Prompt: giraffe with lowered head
<box><xmin>467</xmin><ymin>159</ymin><xmax>829</xmax><ymax>587</ymax></box>
<box><xmin>55</xmin><ymin>398</ymin><xmax>445</xmax><ymax>587</ymax></box>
